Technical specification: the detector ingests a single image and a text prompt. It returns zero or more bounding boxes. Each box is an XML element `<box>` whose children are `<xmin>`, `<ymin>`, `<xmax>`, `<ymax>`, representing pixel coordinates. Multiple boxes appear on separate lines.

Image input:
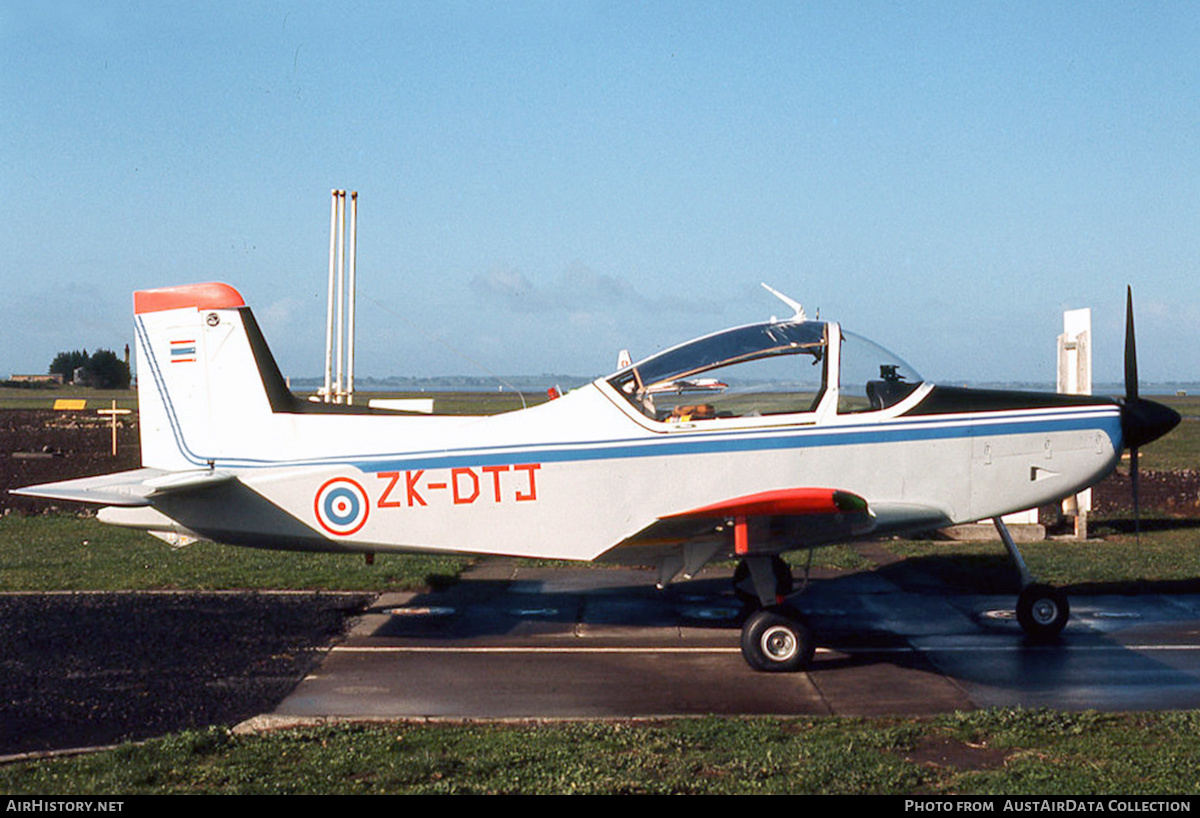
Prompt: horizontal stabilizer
<box><xmin>12</xmin><ymin>468</ymin><xmax>236</xmax><ymax>507</ymax></box>
<box><xmin>142</xmin><ymin>469</ymin><xmax>238</xmax><ymax>495</ymax></box>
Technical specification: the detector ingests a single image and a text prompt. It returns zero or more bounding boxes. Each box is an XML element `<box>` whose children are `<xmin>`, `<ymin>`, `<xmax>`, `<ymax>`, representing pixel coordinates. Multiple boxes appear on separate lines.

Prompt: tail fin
<box><xmin>134</xmin><ymin>282</ymin><xmax>293</xmax><ymax>470</ymax></box>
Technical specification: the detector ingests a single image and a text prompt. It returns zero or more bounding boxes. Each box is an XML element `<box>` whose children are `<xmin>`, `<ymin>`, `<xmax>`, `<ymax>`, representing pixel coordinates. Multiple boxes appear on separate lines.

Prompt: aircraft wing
<box><xmin>598</xmin><ymin>487</ymin><xmax>952</xmax><ymax>568</ymax></box>
<box><xmin>11</xmin><ymin>468</ymin><xmax>237</xmax><ymax>507</ymax></box>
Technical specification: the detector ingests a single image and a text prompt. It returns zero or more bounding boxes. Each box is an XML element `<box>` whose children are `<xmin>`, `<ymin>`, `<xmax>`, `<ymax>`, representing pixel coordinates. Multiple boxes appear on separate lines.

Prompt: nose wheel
<box><xmin>995</xmin><ymin>518</ymin><xmax>1070</xmax><ymax>639</ymax></box>
<box><xmin>1016</xmin><ymin>583</ymin><xmax>1069</xmax><ymax>638</ymax></box>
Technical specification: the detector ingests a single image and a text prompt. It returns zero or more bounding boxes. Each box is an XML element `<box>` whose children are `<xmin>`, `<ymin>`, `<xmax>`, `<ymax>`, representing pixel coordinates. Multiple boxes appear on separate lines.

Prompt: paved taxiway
<box><xmin>263</xmin><ymin>558</ymin><xmax>1200</xmax><ymax>723</ymax></box>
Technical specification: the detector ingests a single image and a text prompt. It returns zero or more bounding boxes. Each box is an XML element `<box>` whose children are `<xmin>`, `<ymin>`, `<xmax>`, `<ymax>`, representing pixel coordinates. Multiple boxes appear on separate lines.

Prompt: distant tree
<box><xmin>83</xmin><ymin>349</ymin><xmax>131</xmax><ymax>389</ymax></box>
<box><xmin>48</xmin><ymin>348</ymin><xmax>131</xmax><ymax>389</ymax></box>
<box><xmin>49</xmin><ymin>349</ymin><xmax>89</xmax><ymax>383</ymax></box>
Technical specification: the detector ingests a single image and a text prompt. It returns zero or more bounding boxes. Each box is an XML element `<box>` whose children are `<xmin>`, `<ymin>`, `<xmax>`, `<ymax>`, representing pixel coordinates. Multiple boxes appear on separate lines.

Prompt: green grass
<box><xmin>787</xmin><ymin>542</ymin><xmax>877</xmax><ymax>573</ymax></box>
<box><xmin>1138</xmin><ymin>395</ymin><xmax>1200</xmax><ymax>472</ymax></box>
<box><xmin>0</xmin><ymin>385</ymin><xmax>138</xmax><ymax>411</ymax></box>
<box><xmin>878</xmin><ymin>522</ymin><xmax>1200</xmax><ymax>593</ymax></box>
<box><xmin>0</xmin><ymin>513</ymin><xmax>877</xmax><ymax>593</ymax></box>
<box><xmin>0</xmin><ymin>385</ymin><xmax>541</xmax><ymax>415</ymax></box>
<box><xmin>3</xmin><ymin>711</ymin><xmax>1200</xmax><ymax>794</ymax></box>
<box><xmin>0</xmin><ymin>514</ymin><xmax>471</xmax><ymax>592</ymax></box>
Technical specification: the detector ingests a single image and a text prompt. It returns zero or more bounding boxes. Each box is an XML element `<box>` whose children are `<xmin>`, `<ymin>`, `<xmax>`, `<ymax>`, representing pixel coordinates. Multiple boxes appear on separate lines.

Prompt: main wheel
<box><xmin>1016</xmin><ymin>583</ymin><xmax>1069</xmax><ymax>639</ymax></box>
<box><xmin>740</xmin><ymin>605</ymin><xmax>814</xmax><ymax>672</ymax></box>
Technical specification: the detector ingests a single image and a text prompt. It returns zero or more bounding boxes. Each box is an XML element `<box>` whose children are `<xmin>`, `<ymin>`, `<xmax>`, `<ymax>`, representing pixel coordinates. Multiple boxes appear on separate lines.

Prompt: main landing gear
<box><xmin>734</xmin><ymin>555</ymin><xmax>814</xmax><ymax>672</ymax></box>
<box><xmin>732</xmin><ymin>519</ymin><xmax>1070</xmax><ymax>671</ymax></box>
<box><xmin>994</xmin><ymin>518</ymin><xmax>1070</xmax><ymax>639</ymax></box>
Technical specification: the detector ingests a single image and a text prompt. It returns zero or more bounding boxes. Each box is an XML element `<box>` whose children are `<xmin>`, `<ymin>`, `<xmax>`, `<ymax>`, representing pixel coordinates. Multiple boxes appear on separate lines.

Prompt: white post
<box><xmin>321</xmin><ymin>189</ymin><xmax>358</xmax><ymax>406</ymax></box>
<box><xmin>1058</xmin><ymin>308</ymin><xmax>1092</xmax><ymax>395</ymax></box>
<box><xmin>324</xmin><ymin>190</ymin><xmax>339</xmax><ymax>403</ymax></box>
<box><xmin>347</xmin><ymin>192</ymin><xmax>357</xmax><ymax>405</ymax></box>
<box><xmin>335</xmin><ymin>190</ymin><xmax>346</xmax><ymax>403</ymax></box>
<box><xmin>1059</xmin><ymin>308</ymin><xmax>1093</xmax><ymax>538</ymax></box>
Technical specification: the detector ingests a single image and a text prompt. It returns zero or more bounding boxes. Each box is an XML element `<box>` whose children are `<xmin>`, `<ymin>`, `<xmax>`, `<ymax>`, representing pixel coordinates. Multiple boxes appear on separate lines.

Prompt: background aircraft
<box><xmin>15</xmin><ymin>283</ymin><xmax>1179</xmax><ymax>671</ymax></box>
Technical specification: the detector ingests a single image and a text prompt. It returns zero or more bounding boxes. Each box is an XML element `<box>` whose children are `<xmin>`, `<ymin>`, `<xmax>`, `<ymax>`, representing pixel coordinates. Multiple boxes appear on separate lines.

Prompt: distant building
<box><xmin>8</xmin><ymin>373</ymin><xmax>65</xmax><ymax>385</ymax></box>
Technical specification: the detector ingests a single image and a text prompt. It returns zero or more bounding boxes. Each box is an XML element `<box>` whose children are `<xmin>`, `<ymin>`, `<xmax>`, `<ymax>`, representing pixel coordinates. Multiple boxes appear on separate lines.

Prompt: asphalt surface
<box><xmin>266</xmin><ymin>557</ymin><xmax>1200</xmax><ymax>723</ymax></box>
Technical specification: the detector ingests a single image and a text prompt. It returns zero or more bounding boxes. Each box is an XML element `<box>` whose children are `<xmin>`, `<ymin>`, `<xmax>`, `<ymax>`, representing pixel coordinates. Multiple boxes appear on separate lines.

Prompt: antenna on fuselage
<box><xmin>761</xmin><ymin>282</ymin><xmax>807</xmax><ymax>322</ymax></box>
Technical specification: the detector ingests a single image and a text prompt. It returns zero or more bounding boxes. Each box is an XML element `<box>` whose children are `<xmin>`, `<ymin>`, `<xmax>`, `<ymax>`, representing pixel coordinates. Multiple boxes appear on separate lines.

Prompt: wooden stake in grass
<box><xmin>97</xmin><ymin>400</ymin><xmax>131</xmax><ymax>456</ymax></box>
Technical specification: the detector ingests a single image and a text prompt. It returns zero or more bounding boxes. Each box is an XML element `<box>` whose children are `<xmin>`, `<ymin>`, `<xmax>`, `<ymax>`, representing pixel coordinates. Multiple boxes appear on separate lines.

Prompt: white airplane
<box><xmin>645</xmin><ymin>377</ymin><xmax>729</xmax><ymax>395</ymax></box>
<box><xmin>15</xmin><ymin>282</ymin><xmax>1180</xmax><ymax>672</ymax></box>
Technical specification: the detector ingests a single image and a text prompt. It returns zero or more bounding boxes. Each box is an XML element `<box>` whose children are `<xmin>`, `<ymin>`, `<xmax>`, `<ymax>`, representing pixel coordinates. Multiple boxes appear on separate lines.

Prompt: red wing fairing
<box><xmin>666</xmin><ymin>487</ymin><xmax>872</xmax><ymax>555</ymax></box>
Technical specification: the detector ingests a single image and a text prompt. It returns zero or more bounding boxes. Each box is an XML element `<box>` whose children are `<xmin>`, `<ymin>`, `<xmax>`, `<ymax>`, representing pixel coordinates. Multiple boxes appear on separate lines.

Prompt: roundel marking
<box><xmin>314</xmin><ymin>477</ymin><xmax>370</xmax><ymax>536</ymax></box>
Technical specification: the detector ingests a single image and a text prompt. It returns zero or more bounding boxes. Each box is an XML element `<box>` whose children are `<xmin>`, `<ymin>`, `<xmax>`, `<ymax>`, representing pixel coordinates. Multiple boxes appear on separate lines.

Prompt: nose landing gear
<box><xmin>995</xmin><ymin>518</ymin><xmax>1070</xmax><ymax>640</ymax></box>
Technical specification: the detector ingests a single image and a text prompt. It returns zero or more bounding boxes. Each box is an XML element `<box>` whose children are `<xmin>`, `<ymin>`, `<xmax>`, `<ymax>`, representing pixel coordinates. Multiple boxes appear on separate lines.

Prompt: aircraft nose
<box><xmin>1120</xmin><ymin>397</ymin><xmax>1181</xmax><ymax>450</ymax></box>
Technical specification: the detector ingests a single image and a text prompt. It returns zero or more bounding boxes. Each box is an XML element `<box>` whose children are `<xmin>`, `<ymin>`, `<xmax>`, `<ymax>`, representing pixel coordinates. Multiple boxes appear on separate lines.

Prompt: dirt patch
<box><xmin>0</xmin><ymin>591</ymin><xmax>371</xmax><ymax>757</ymax></box>
<box><xmin>1089</xmin><ymin>467</ymin><xmax>1200</xmax><ymax>518</ymax></box>
<box><xmin>1</xmin><ymin>409</ymin><xmax>140</xmax><ymax>514</ymax></box>
<box><xmin>902</xmin><ymin>734</ymin><xmax>1008</xmax><ymax>773</ymax></box>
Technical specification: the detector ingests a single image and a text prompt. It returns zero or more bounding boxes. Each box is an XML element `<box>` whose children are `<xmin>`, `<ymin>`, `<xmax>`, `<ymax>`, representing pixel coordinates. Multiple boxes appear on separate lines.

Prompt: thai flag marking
<box><xmin>170</xmin><ymin>339</ymin><xmax>196</xmax><ymax>363</ymax></box>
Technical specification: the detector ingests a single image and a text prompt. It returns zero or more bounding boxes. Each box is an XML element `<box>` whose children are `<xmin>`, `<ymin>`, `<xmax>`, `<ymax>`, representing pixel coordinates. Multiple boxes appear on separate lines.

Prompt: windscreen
<box><xmin>837</xmin><ymin>329</ymin><xmax>923</xmax><ymax>413</ymax></box>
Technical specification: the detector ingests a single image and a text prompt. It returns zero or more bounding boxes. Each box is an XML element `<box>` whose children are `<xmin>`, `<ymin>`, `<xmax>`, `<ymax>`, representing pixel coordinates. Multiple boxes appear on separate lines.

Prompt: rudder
<box><xmin>134</xmin><ymin>282</ymin><xmax>280</xmax><ymax>470</ymax></box>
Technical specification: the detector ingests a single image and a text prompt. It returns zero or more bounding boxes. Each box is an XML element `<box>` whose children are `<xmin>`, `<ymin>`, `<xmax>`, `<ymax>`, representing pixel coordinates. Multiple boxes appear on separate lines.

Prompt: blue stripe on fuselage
<box><xmin>349</xmin><ymin>410</ymin><xmax>1124</xmax><ymax>474</ymax></box>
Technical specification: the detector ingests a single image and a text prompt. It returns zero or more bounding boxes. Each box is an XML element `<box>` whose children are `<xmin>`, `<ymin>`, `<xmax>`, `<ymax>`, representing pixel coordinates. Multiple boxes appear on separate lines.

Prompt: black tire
<box><xmin>1016</xmin><ymin>583</ymin><xmax>1069</xmax><ymax>639</ymax></box>
<box><xmin>740</xmin><ymin>605</ymin><xmax>814</xmax><ymax>672</ymax></box>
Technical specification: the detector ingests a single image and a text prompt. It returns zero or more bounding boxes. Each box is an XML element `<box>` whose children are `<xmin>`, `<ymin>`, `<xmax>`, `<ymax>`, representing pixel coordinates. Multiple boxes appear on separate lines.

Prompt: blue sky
<box><xmin>3</xmin><ymin>1</ymin><xmax>1198</xmax><ymax>389</ymax></box>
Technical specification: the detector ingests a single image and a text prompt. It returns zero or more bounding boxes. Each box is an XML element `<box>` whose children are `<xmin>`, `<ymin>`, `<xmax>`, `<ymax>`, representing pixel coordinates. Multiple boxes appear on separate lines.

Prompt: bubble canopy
<box><xmin>606</xmin><ymin>320</ymin><xmax>923</xmax><ymax>422</ymax></box>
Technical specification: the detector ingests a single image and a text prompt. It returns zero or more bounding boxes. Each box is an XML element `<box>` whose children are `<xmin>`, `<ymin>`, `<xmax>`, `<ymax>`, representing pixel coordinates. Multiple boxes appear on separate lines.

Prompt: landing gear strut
<box><xmin>995</xmin><ymin>518</ymin><xmax>1070</xmax><ymax>639</ymax></box>
<box><xmin>732</xmin><ymin>555</ymin><xmax>793</xmax><ymax>607</ymax></box>
<box><xmin>735</xmin><ymin>555</ymin><xmax>814</xmax><ymax>672</ymax></box>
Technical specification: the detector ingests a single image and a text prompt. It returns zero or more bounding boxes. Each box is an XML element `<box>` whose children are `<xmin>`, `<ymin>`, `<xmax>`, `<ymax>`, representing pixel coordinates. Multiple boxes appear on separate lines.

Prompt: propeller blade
<box><xmin>1125</xmin><ymin>285</ymin><xmax>1141</xmax><ymax>537</ymax></box>
<box><xmin>1118</xmin><ymin>286</ymin><xmax>1181</xmax><ymax>539</ymax></box>
<box><xmin>1125</xmin><ymin>285</ymin><xmax>1138</xmax><ymax>403</ymax></box>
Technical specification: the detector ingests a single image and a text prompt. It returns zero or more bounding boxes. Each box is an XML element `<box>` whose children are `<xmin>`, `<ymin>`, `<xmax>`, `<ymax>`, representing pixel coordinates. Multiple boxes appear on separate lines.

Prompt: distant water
<box><xmin>959</xmin><ymin>382</ymin><xmax>1198</xmax><ymax>397</ymax></box>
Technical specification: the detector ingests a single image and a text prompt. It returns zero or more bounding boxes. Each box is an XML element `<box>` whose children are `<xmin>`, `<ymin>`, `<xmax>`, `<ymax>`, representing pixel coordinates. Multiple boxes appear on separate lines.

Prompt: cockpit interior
<box><xmin>607</xmin><ymin>320</ymin><xmax>922</xmax><ymax>424</ymax></box>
